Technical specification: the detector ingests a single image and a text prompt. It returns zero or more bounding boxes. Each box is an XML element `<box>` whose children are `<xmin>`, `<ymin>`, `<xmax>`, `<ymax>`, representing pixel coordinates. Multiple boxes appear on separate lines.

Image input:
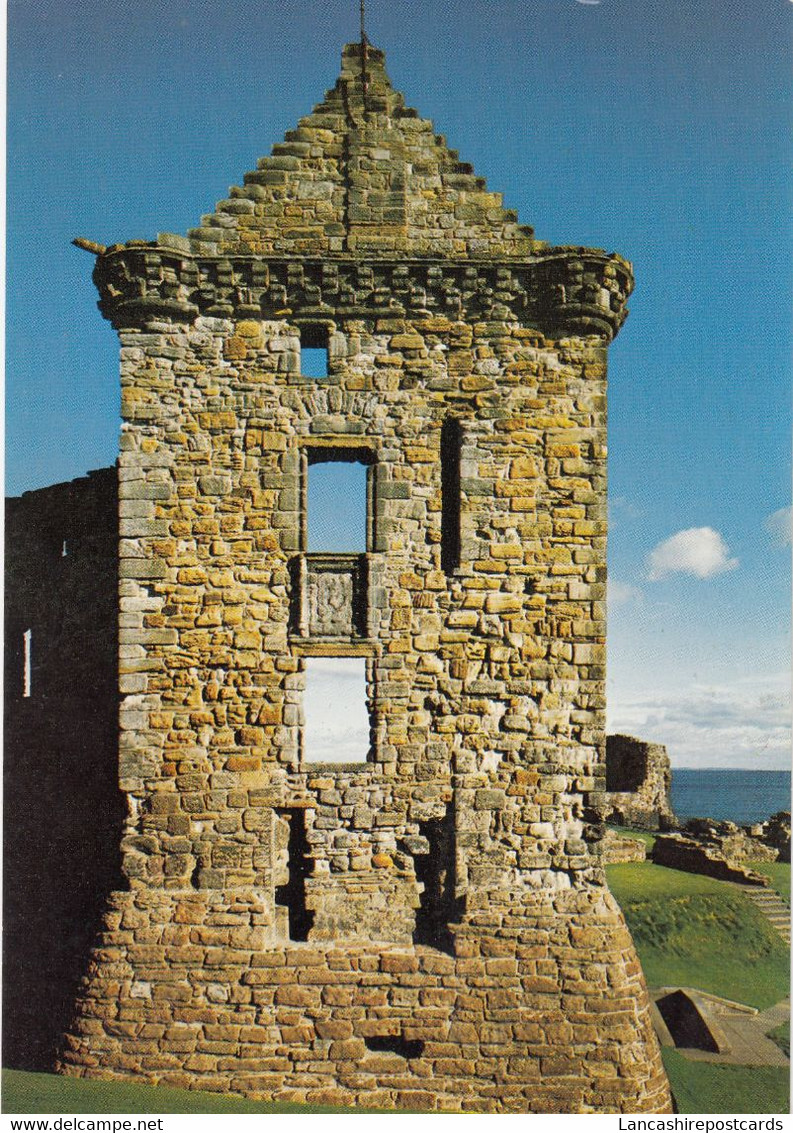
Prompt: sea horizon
<box><xmin>669</xmin><ymin>767</ymin><xmax>791</xmax><ymax>826</ymax></box>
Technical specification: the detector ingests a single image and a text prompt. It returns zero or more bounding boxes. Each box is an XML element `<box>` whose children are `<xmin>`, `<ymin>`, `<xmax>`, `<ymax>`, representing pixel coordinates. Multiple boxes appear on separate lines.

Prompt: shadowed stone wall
<box><xmin>4</xmin><ymin>469</ymin><xmax>125</xmax><ymax>1069</ymax></box>
<box><xmin>55</xmin><ymin>43</ymin><xmax>671</xmax><ymax>1112</ymax></box>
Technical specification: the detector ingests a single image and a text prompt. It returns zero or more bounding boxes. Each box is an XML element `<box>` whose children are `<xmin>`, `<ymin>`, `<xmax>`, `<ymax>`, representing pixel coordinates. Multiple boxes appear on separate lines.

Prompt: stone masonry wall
<box><xmin>108</xmin><ymin>314</ymin><xmax>611</xmax><ymax>911</ymax></box>
<box><xmin>653</xmin><ymin>835</ymin><xmax>770</xmax><ymax>886</ymax></box>
<box><xmin>182</xmin><ymin>45</ymin><xmax>536</xmax><ymax>260</ymax></box>
<box><xmin>59</xmin><ymin>41</ymin><xmax>671</xmax><ymax>1112</ymax></box>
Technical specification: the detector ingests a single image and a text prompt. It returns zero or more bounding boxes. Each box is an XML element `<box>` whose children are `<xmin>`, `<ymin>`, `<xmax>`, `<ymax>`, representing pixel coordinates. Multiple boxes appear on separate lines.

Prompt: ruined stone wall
<box><xmin>4</xmin><ymin>470</ymin><xmax>125</xmax><ymax>1069</ymax></box>
<box><xmin>653</xmin><ymin>835</ymin><xmax>770</xmax><ymax>886</ymax></box>
<box><xmin>62</xmin><ymin>888</ymin><xmax>668</xmax><ymax>1113</ymax></box>
<box><xmin>601</xmin><ymin>829</ymin><xmax>647</xmax><ymax>864</ymax></box>
<box><xmin>605</xmin><ymin>733</ymin><xmax>675</xmax><ymax>830</ymax></box>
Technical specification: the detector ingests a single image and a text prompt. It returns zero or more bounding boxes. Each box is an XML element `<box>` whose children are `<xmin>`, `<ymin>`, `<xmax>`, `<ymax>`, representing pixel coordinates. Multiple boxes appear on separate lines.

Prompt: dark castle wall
<box><xmin>4</xmin><ymin>467</ymin><xmax>124</xmax><ymax>1070</ymax></box>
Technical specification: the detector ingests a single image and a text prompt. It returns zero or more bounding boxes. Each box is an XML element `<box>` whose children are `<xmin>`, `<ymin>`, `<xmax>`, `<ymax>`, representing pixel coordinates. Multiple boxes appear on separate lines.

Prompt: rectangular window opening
<box><xmin>23</xmin><ymin>628</ymin><xmax>32</xmax><ymax>698</ymax></box>
<box><xmin>274</xmin><ymin>809</ymin><xmax>314</xmax><ymax>942</ymax></box>
<box><xmin>307</xmin><ymin>459</ymin><xmax>368</xmax><ymax>553</ymax></box>
<box><xmin>300</xmin><ymin>325</ymin><xmax>329</xmax><ymax>379</ymax></box>
<box><xmin>441</xmin><ymin>418</ymin><xmax>462</xmax><ymax>574</ymax></box>
<box><xmin>302</xmin><ymin>657</ymin><xmax>370</xmax><ymax>764</ymax></box>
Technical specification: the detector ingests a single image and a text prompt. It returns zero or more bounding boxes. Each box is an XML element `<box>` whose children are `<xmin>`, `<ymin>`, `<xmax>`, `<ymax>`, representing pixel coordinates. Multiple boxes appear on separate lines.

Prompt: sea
<box><xmin>670</xmin><ymin>768</ymin><xmax>792</xmax><ymax>826</ymax></box>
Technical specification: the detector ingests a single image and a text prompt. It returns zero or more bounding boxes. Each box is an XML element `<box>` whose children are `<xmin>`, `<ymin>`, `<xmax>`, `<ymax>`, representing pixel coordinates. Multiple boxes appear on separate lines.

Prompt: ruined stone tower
<box><xmin>60</xmin><ymin>42</ymin><xmax>671</xmax><ymax>1112</ymax></box>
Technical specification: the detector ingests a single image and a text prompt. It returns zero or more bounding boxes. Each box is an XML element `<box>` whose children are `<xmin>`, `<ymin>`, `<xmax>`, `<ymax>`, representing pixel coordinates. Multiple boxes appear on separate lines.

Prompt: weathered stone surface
<box><xmin>60</xmin><ymin>889</ymin><xmax>669</xmax><ymax>1113</ymax></box>
<box><xmin>755</xmin><ymin>812</ymin><xmax>791</xmax><ymax>863</ymax></box>
<box><xmin>600</xmin><ymin>829</ymin><xmax>646</xmax><ymax>864</ymax></box>
<box><xmin>5</xmin><ymin>470</ymin><xmax>126</xmax><ymax>1069</ymax></box>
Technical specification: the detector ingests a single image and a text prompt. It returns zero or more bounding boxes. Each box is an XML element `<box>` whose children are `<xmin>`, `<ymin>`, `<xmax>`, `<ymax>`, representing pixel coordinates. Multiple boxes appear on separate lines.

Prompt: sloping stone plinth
<box><xmin>60</xmin><ymin>886</ymin><xmax>669</xmax><ymax>1113</ymax></box>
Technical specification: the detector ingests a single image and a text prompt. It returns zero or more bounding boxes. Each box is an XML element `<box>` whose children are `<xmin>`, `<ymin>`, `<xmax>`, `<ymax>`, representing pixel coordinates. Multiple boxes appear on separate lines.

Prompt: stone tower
<box><xmin>60</xmin><ymin>43</ymin><xmax>671</xmax><ymax>1112</ymax></box>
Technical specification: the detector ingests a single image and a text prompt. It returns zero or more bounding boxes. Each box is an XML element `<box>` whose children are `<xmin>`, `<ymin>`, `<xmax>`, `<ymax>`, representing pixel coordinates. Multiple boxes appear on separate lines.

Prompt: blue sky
<box><xmin>7</xmin><ymin>0</ymin><xmax>791</xmax><ymax>768</ymax></box>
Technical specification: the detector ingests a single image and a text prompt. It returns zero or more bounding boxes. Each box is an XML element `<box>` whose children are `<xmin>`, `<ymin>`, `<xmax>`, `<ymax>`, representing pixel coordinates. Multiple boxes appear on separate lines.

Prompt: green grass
<box><xmin>1</xmin><ymin>1069</ymin><xmax>397</xmax><ymax>1115</ymax></box>
<box><xmin>606</xmin><ymin>863</ymin><xmax>789</xmax><ymax>1009</ymax></box>
<box><xmin>607</xmin><ymin>825</ymin><xmax>657</xmax><ymax>850</ymax></box>
<box><xmin>767</xmin><ymin>1020</ymin><xmax>790</xmax><ymax>1059</ymax></box>
<box><xmin>747</xmin><ymin>861</ymin><xmax>791</xmax><ymax>902</ymax></box>
<box><xmin>660</xmin><ymin>1050</ymin><xmax>790</xmax><ymax>1115</ymax></box>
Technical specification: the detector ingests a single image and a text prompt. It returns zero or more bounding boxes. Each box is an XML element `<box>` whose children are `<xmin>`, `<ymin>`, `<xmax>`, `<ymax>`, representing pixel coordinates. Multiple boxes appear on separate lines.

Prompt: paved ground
<box><xmin>650</xmin><ymin>988</ymin><xmax>789</xmax><ymax>1067</ymax></box>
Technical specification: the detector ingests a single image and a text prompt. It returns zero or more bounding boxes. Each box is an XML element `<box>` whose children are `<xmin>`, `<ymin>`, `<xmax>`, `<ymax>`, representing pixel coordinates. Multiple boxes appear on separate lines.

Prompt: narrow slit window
<box><xmin>300</xmin><ymin>326</ymin><xmax>329</xmax><ymax>379</ymax></box>
<box><xmin>441</xmin><ymin>418</ymin><xmax>462</xmax><ymax>574</ymax></box>
<box><xmin>302</xmin><ymin>657</ymin><xmax>369</xmax><ymax>763</ymax></box>
<box><xmin>307</xmin><ymin>460</ymin><xmax>367</xmax><ymax>552</ymax></box>
<box><xmin>274</xmin><ymin>809</ymin><xmax>314</xmax><ymax>942</ymax></box>
<box><xmin>23</xmin><ymin>629</ymin><xmax>32</xmax><ymax>698</ymax></box>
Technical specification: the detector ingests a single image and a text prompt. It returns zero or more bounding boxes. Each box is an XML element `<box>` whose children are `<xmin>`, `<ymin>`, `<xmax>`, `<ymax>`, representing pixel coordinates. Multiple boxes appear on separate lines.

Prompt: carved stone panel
<box><xmin>293</xmin><ymin>553</ymin><xmax>367</xmax><ymax>639</ymax></box>
<box><xmin>309</xmin><ymin>567</ymin><xmax>353</xmax><ymax>637</ymax></box>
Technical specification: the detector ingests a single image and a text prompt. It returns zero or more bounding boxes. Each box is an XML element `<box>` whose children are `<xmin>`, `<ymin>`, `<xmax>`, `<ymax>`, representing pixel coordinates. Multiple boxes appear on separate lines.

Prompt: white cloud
<box><xmin>608</xmin><ymin>496</ymin><xmax>643</xmax><ymax>529</ymax></box>
<box><xmin>765</xmin><ymin>505</ymin><xmax>792</xmax><ymax>548</ymax></box>
<box><xmin>646</xmin><ymin>526</ymin><xmax>738</xmax><ymax>581</ymax></box>
<box><xmin>607</xmin><ymin>672</ymin><xmax>791</xmax><ymax>770</ymax></box>
<box><xmin>607</xmin><ymin>578</ymin><xmax>643</xmax><ymax>607</ymax></box>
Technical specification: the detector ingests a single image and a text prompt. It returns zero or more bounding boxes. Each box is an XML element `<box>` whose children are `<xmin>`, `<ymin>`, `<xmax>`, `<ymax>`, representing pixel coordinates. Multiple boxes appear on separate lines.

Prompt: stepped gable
<box><xmin>95</xmin><ymin>48</ymin><xmax>633</xmax><ymax>342</ymax></box>
<box><xmin>182</xmin><ymin>42</ymin><xmax>535</xmax><ymax>259</ymax></box>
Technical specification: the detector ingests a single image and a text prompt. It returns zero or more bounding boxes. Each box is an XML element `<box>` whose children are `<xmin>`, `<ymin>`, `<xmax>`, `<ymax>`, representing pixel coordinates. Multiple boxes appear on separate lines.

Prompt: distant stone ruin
<box><xmin>605</xmin><ymin>734</ymin><xmax>675</xmax><ymax>830</ymax></box>
<box><xmin>653</xmin><ymin>834</ymin><xmax>769</xmax><ymax>886</ymax></box>
<box><xmin>759</xmin><ymin>812</ymin><xmax>791</xmax><ymax>863</ymax></box>
<box><xmin>682</xmin><ymin>817</ymin><xmax>780</xmax><ymax>863</ymax></box>
<box><xmin>601</xmin><ymin>828</ymin><xmax>647</xmax><ymax>864</ymax></box>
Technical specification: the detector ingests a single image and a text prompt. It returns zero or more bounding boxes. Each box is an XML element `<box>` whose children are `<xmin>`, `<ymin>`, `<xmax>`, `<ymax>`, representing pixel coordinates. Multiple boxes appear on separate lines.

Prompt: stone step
<box><xmin>739</xmin><ymin>886</ymin><xmax>791</xmax><ymax>942</ymax></box>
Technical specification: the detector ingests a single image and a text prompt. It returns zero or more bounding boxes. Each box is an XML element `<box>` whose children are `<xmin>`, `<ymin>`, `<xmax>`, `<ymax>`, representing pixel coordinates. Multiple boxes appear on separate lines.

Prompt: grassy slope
<box><xmin>767</xmin><ymin>1020</ymin><xmax>790</xmax><ymax>1058</ymax></box>
<box><xmin>748</xmin><ymin>861</ymin><xmax>792</xmax><ymax>902</ymax></box>
<box><xmin>606</xmin><ymin>862</ymin><xmax>789</xmax><ymax>1010</ymax></box>
<box><xmin>660</xmin><ymin>1051</ymin><xmax>790</xmax><ymax>1115</ymax></box>
<box><xmin>1</xmin><ymin>1069</ymin><xmax>394</xmax><ymax>1115</ymax></box>
<box><xmin>607</xmin><ymin>860</ymin><xmax>790</xmax><ymax>1115</ymax></box>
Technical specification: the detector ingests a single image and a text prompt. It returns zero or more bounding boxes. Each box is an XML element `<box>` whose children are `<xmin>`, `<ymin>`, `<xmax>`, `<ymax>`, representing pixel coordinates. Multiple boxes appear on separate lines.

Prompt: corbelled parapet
<box><xmin>92</xmin><ymin>246</ymin><xmax>633</xmax><ymax>340</ymax></box>
<box><xmin>59</xmin><ymin>40</ymin><xmax>669</xmax><ymax>1113</ymax></box>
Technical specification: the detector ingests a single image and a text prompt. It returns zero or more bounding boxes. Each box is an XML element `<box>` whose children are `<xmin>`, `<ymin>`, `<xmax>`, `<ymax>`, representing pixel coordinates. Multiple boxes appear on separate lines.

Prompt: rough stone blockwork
<box><xmin>61</xmin><ymin>890</ymin><xmax>667</xmax><ymax>1113</ymax></box>
<box><xmin>58</xmin><ymin>43</ymin><xmax>672</xmax><ymax>1111</ymax></box>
